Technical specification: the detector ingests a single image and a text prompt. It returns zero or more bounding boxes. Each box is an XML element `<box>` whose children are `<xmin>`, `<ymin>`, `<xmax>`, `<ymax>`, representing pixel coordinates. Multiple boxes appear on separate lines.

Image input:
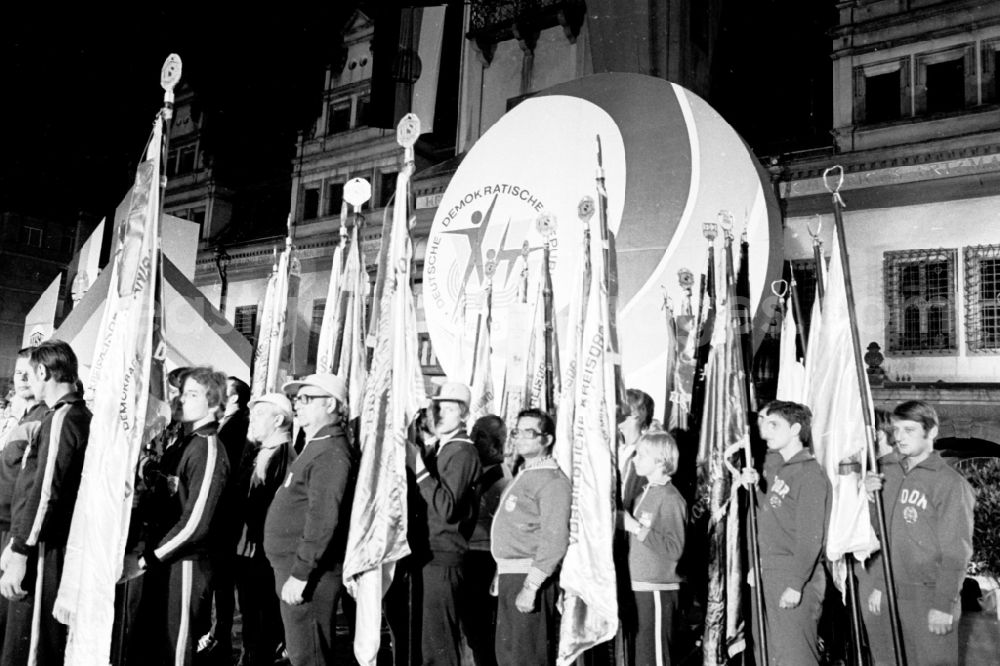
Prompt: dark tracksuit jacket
<box><xmin>755</xmin><ymin>448</ymin><xmax>830</xmax><ymax>665</ymax></box>
<box><xmin>144</xmin><ymin>421</ymin><xmax>230</xmax><ymax>666</ymax></box>
<box><xmin>263</xmin><ymin>423</ymin><xmax>357</xmax><ymax>581</ymax></box>
<box><xmin>0</xmin><ymin>401</ymin><xmax>46</xmax><ymax>661</ymax></box>
<box><xmin>9</xmin><ymin>392</ymin><xmax>91</xmax><ymax>665</ymax></box>
<box><xmin>857</xmin><ymin>452</ymin><xmax>974</xmax><ymax>666</ymax></box>
<box><xmin>263</xmin><ymin>424</ymin><xmax>356</xmax><ymax>666</ymax></box>
<box><xmin>0</xmin><ymin>403</ymin><xmax>47</xmax><ymax>531</ymax></box>
<box><xmin>413</xmin><ymin>431</ymin><xmax>481</xmax><ymax>665</ymax></box>
<box><xmin>626</xmin><ymin>480</ymin><xmax>687</xmax><ymax>666</ymax></box>
<box><xmin>415</xmin><ymin>432</ymin><xmax>482</xmax><ymax>565</ymax></box>
<box><xmin>213</xmin><ymin>408</ymin><xmax>249</xmax><ymax>644</ymax></box>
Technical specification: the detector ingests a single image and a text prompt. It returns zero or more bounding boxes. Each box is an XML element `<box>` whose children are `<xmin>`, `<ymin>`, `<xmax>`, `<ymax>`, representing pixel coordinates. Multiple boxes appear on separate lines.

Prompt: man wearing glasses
<box><xmin>407</xmin><ymin>381</ymin><xmax>482</xmax><ymax>665</ymax></box>
<box><xmin>264</xmin><ymin>374</ymin><xmax>357</xmax><ymax>666</ymax></box>
<box><xmin>491</xmin><ymin>408</ymin><xmax>571</xmax><ymax>665</ymax></box>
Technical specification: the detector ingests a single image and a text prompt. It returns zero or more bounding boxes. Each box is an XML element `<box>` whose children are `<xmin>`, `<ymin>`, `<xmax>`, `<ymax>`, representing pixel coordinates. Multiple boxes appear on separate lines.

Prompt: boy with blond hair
<box><xmin>620</xmin><ymin>429</ymin><xmax>687</xmax><ymax>666</ymax></box>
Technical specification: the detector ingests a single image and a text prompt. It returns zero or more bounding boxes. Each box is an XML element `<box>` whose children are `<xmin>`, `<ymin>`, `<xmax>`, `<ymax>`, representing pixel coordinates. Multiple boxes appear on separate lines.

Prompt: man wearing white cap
<box><xmin>408</xmin><ymin>381</ymin><xmax>483</xmax><ymax>665</ymax></box>
<box><xmin>234</xmin><ymin>393</ymin><xmax>295</xmax><ymax>666</ymax></box>
<box><xmin>263</xmin><ymin>374</ymin><xmax>357</xmax><ymax>666</ymax></box>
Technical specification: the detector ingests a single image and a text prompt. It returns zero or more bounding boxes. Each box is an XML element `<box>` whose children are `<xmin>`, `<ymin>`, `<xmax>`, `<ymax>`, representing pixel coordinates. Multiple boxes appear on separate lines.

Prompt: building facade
<box><xmin>0</xmin><ymin>211</ymin><xmax>86</xmax><ymax>392</ymax></box>
<box><xmin>163</xmin><ymin>83</ymin><xmax>235</xmax><ymax>241</ymax></box>
<box><xmin>773</xmin><ymin>0</ymin><xmax>1000</xmax><ymax>453</ymax></box>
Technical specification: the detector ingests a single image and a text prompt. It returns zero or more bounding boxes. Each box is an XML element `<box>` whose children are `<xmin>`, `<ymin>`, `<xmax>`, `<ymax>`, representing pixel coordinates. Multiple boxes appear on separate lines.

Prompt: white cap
<box><xmin>248</xmin><ymin>392</ymin><xmax>293</xmax><ymax>420</ymax></box>
<box><xmin>282</xmin><ymin>373</ymin><xmax>348</xmax><ymax>405</ymax></box>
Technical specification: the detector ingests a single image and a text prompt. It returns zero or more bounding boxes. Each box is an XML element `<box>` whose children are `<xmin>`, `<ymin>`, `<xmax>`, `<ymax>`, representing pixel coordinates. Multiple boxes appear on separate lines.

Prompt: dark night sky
<box><xmin>1</xmin><ymin>5</ymin><xmax>358</xmax><ymax>227</ymax></box>
<box><xmin>1</xmin><ymin>2</ymin><xmax>832</xmax><ymax>233</ymax></box>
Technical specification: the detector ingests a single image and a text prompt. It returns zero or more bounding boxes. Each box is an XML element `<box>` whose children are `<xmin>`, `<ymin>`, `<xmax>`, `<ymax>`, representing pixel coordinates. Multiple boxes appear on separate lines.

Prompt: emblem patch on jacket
<box><xmin>769</xmin><ymin>477</ymin><xmax>790</xmax><ymax>507</ymax></box>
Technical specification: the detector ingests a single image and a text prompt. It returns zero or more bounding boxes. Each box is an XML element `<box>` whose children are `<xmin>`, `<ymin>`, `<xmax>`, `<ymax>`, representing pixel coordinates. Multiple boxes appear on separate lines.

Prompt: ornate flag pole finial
<box><xmin>577</xmin><ymin>196</ymin><xmax>595</xmax><ymax>228</ymax></box>
<box><xmin>717</xmin><ymin>210</ymin><xmax>734</xmax><ymax>239</ymax></box>
<box><xmin>344</xmin><ymin>177</ymin><xmax>372</xmax><ymax>236</ymax></box>
<box><xmin>536</xmin><ymin>211</ymin><xmax>557</xmax><ymax>247</ymax></box>
<box><xmin>160</xmin><ymin>54</ymin><xmax>182</xmax><ymax>121</ymax></box>
<box><xmin>702</xmin><ymin>221</ymin><xmax>718</xmax><ymax>242</ymax></box>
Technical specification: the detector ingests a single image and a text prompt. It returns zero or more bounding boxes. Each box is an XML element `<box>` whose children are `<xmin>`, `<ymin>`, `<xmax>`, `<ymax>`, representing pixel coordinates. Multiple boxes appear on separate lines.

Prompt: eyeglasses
<box><xmin>510</xmin><ymin>428</ymin><xmax>544</xmax><ymax>440</ymax></box>
<box><xmin>293</xmin><ymin>393</ymin><xmax>330</xmax><ymax>405</ymax></box>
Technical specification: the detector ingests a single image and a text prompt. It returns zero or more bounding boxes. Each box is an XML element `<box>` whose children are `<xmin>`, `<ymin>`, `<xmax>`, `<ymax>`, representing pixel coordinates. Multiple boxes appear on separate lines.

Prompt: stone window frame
<box><xmin>914</xmin><ymin>44</ymin><xmax>976</xmax><ymax>115</ymax></box>
<box><xmin>853</xmin><ymin>56</ymin><xmax>911</xmax><ymax>126</ymax></box>
<box><xmin>964</xmin><ymin>244</ymin><xmax>1000</xmax><ymax>354</ymax></box>
<box><xmin>883</xmin><ymin>248</ymin><xmax>959</xmax><ymax>356</ymax></box>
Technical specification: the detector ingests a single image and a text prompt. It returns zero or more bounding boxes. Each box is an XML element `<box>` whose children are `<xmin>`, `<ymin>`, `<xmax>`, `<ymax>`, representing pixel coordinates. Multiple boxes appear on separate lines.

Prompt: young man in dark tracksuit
<box><xmin>407</xmin><ymin>381</ymin><xmax>482</xmax><ymax>666</ymax></box>
<box><xmin>0</xmin><ymin>348</ymin><xmax>46</xmax><ymax>663</ymax></box>
<box><xmin>750</xmin><ymin>400</ymin><xmax>830</xmax><ymax>665</ymax></box>
<box><xmin>859</xmin><ymin>400</ymin><xmax>974</xmax><ymax>666</ymax></box>
<box><xmin>0</xmin><ymin>340</ymin><xmax>92</xmax><ymax>666</ymax></box>
<box><xmin>491</xmin><ymin>408</ymin><xmax>570</xmax><ymax>665</ymax></box>
<box><xmin>137</xmin><ymin>367</ymin><xmax>230</xmax><ymax>666</ymax></box>
<box><xmin>209</xmin><ymin>376</ymin><xmax>251</xmax><ymax>656</ymax></box>
<box><xmin>265</xmin><ymin>374</ymin><xmax>357</xmax><ymax>666</ymax></box>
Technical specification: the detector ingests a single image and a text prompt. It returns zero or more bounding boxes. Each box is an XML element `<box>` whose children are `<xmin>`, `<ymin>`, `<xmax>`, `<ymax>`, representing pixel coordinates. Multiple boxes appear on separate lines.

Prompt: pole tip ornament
<box><xmin>717</xmin><ymin>210</ymin><xmax>734</xmax><ymax>237</ymax></box>
<box><xmin>702</xmin><ymin>222</ymin><xmax>718</xmax><ymax>241</ymax></box>
<box><xmin>577</xmin><ymin>197</ymin><xmax>595</xmax><ymax>223</ymax></box>
<box><xmin>344</xmin><ymin>178</ymin><xmax>372</xmax><ymax>209</ymax></box>
<box><xmin>397</xmin><ymin>113</ymin><xmax>420</xmax><ymax>148</ymax></box>
<box><xmin>536</xmin><ymin>211</ymin><xmax>557</xmax><ymax>239</ymax></box>
<box><xmin>678</xmin><ymin>268</ymin><xmax>695</xmax><ymax>290</ymax></box>
<box><xmin>823</xmin><ymin>165</ymin><xmax>847</xmax><ymax>208</ymax></box>
<box><xmin>160</xmin><ymin>54</ymin><xmax>182</xmax><ymax>96</ymax></box>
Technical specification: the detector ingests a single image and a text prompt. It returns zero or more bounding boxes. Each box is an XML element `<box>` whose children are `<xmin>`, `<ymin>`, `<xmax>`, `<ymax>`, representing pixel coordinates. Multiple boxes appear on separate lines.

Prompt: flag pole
<box><xmin>823</xmin><ymin>166</ymin><xmax>907</xmax><ymax>666</ymax></box>
<box><xmin>538</xmin><ymin>212</ymin><xmax>557</xmax><ymax>414</ymax></box>
<box><xmin>787</xmin><ymin>263</ymin><xmax>808</xmax><ymax>356</ymax></box>
<box><xmin>721</xmin><ymin>219</ymin><xmax>768</xmax><ymax>666</ymax></box>
<box><xmin>809</xmin><ymin>216</ymin><xmax>826</xmax><ymax>306</ymax></box>
<box><xmin>594</xmin><ymin>135</ymin><xmax>627</xmax><ymax>416</ymax></box>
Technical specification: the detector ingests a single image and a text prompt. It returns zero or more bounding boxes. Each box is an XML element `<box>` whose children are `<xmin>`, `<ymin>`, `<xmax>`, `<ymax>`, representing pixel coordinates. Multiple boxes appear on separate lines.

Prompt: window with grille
<box><xmin>234</xmin><ymin>305</ymin><xmax>259</xmax><ymax>348</ymax></box>
<box><xmin>307</xmin><ymin>299</ymin><xmax>326</xmax><ymax>368</ymax></box>
<box><xmin>883</xmin><ymin>249</ymin><xmax>957</xmax><ymax>354</ymax></box>
<box><xmin>965</xmin><ymin>245</ymin><xmax>1000</xmax><ymax>353</ymax></box>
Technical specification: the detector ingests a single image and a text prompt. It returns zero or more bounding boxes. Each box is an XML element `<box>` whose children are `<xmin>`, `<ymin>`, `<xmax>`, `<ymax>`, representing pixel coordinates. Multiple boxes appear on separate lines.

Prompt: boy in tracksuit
<box><xmin>0</xmin><ymin>348</ymin><xmax>46</xmax><ymax>663</ymax></box>
<box><xmin>620</xmin><ymin>429</ymin><xmax>687</xmax><ymax>666</ymax></box>
<box><xmin>1</xmin><ymin>340</ymin><xmax>91</xmax><ymax>666</ymax></box>
<box><xmin>138</xmin><ymin>367</ymin><xmax>230</xmax><ymax>666</ymax></box>
<box><xmin>407</xmin><ymin>381</ymin><xmax>482</xmax><ymax>666</ymax></box>
<box><xmin>859</xmin><ymin>400</ymin><xmax>974</xmax><ymax>666</ymax></box>
<box><xmin>491</xmin><ymin>408</ymin><xmax>570</xmax><ymax>665</ymax></box>
<box><xmin>752</xmin><ymin>400</ymin><xmax>830</xmax><ymax>665</ymax></box>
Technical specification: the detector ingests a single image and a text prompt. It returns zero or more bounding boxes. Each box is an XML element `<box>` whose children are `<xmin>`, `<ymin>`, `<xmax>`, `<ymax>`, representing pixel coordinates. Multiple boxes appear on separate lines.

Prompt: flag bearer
<box><xmin>0</xmin><ymin>340</ymin><xmax>92</xmax><ymax>665</ymax></box>
<box><xmin>264</xmin><ymin>374</ymin><xmax>357</xmax><ymax>666</ymax></box>
<box><xmin>860</xmin><ymin>400</ymin><xmax>974</xmax><ymax>666</ymax></box>
<box><xmin>491</xmin><ymin>408</ymin><xmax>570</xmax><ymax>665</ymax></box>
<box><xmin>135</xmin><ymin>366</ymin><xmax>230</xmax><ymax>665</ymax></box>
<box><xmin>748</xmin><ymin>400</ymin><xmax>830</xmax><ymax>664</ymax></box>
<box><xmin>405</xmin><ymin>381</ymin><xmax>482</xmax><ymax>665</ymax></box>
<box><xmin>234</xmin><ymin>392</ymin><xmax>295</xmax><ymax>666</ymax></box>
<box><xmin>620</xmin><ymin>429</ymin><xmax>687</xmax><ymax>666</ymax></box>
